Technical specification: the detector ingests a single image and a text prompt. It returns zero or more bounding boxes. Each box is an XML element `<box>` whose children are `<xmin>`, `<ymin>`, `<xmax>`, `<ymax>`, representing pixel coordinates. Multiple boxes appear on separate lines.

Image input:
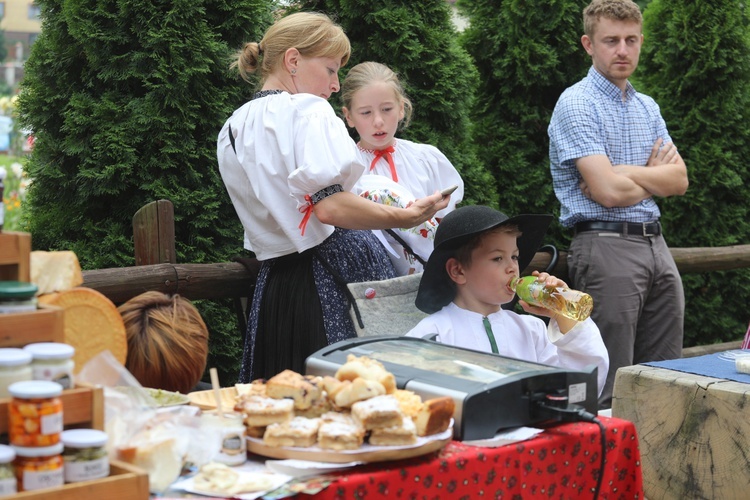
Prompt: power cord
<box><xmin>534</xmin><ymin>397</ymin><xmax>606</xmax><ymax>500</ymax></box>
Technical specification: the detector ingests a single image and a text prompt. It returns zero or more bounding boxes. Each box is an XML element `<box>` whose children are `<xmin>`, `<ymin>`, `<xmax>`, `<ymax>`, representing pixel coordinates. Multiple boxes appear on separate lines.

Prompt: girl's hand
<box><xmin>403</xmin><ymin>191</ymin><xmax>449</xmax><ymax>228</ymax></box>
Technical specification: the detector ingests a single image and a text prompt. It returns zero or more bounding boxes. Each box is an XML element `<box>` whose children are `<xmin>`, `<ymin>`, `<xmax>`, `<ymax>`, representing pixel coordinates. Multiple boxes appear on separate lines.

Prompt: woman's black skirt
<box><xmin>238</xmin><ymin>228</ymin><xmax>396</xmax><ymax>382</ymax></box>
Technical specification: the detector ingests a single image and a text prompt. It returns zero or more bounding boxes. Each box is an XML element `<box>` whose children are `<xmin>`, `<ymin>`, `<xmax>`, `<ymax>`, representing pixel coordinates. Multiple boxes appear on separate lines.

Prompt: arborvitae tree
<box><xmin>296</xmin><ymin>0</ymin><xmax>499</xmax><ymax>208</ymax></box>
<box><xmin>457</xmin><ymin>0</ymin><xmax>589</xmax><ymax>247</ymax></box>
<box><xmin>16</xmin><ymin>0</ymin><xmax>275</xmax><ymax>382</ymax></box>
<box><xmin>637</xmin><ymin>0</ymin><xmax>750</xmax><ymax>345</ymax></box>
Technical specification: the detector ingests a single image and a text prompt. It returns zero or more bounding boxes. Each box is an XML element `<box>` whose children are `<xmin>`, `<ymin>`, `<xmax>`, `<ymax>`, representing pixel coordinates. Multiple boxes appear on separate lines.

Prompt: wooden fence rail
<box><xmin>82</xmin><ymin>244</ymin><xmax>750</xmax><ymax>305</ymax></box>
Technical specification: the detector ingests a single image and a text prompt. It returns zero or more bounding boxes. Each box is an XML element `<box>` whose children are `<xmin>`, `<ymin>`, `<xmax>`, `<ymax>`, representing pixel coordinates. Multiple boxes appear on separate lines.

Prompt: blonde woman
<box><xmin>217</xmin><ymin>13</ymin><xmax>449</xmax><ymax>381</ymax></box>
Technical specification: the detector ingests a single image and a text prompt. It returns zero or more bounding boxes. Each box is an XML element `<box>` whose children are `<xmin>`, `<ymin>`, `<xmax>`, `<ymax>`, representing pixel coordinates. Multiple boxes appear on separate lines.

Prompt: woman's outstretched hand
<box><xmin>403</xmin><ymin>191</ymin><xmax>450</xmax><ymax>228</ymax></box>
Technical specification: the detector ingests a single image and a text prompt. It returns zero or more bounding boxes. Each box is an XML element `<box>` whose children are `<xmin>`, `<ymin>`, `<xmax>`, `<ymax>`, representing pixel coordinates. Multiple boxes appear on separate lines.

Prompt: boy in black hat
<box><xmin>406</xmin><ymin>205</ymin><xmax>608</xmax><ymax>396</ymax></box>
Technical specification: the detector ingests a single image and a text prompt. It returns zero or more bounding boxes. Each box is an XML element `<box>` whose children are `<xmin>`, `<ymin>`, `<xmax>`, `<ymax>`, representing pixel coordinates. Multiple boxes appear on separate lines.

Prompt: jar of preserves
<box><xmin>12</xmin><ymin>443</ymin><xmax>64</xmax><ymax>492</ymax></box>
<box><xmin>8</xmin><ymin>380</ymin><xmax>64</xmax><ymax>447</ymax></box>
<box><xmin>0</xmin><ymin>348</ymin><xmax>33</xmax><ymax>399</ymax></box>
<box><xmin>61</xmin><ymin>429</ymin><xmax>109</xmax><ymax>483</ymax></box>
<box><xmin>23</xmin><ymin>343</ymin><xmax>75</xmax><ymax>390</ymax></box>
<box><xmin>0</xmin><ymin>445</ymin><xmax>17</xmax><ymax>496</ymax></box>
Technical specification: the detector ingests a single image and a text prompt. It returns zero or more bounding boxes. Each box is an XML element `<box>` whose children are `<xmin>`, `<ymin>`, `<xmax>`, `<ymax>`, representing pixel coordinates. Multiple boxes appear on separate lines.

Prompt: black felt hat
<box><xmin>415</xmin><ymin>205</ymin><xmax>554</xmax><ymax>314</ymax></box>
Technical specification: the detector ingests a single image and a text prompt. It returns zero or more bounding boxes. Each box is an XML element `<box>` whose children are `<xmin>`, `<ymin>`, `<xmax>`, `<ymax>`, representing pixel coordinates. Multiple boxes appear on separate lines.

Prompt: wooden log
<box><xmin>612</xmin><ymin>365</ymin><xmax>750</xmax><ymax>500</ymax></box>
<box><xmin>82</xmin><ymin>262</ymin><xmax>253</xmax><ymax>304</ymax></box>
<box><xmin>82</xmin><ymin>244</ymin><xmax>750</xmax><ymax>305</ymax></box>
<box><xmin>525</xmin><ymin>244</ymin><xmax>750</xmax><ymax>279</ymax></box>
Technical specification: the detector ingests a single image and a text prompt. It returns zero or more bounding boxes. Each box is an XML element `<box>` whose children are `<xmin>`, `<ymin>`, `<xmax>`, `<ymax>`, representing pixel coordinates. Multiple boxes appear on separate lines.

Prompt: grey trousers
<box><xmin>568</xmin><ymin>231</ymin><xmax>684</xmax><ymax>408</ymax></box>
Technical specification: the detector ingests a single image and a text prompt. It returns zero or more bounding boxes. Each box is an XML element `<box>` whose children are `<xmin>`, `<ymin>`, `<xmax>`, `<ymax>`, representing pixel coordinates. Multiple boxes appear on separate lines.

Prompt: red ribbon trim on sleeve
<box><xmin>298</xmin><ymin>194</ymin><xmax>314</xmax><ymax>236</ymax></box>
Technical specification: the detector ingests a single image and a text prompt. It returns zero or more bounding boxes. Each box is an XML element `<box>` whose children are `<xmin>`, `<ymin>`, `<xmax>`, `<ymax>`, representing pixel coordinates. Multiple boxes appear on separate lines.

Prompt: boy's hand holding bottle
<box><xmin>509</xmin><ymin>271</ymin><xmax>593</xmax><ymax>334</ymax></box>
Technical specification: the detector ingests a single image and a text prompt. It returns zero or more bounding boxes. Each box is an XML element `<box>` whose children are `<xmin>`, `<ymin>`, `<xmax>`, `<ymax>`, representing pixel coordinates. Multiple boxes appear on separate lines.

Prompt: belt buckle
<box><xmin>642</xmin><ymin>222</ymin><xmax>658</xmax><ymax>237</ymax></box>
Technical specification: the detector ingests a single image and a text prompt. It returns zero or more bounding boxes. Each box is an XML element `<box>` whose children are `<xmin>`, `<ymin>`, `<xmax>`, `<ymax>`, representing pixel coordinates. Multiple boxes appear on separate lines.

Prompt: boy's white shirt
<box><xmin>405</xmin><ymin>302</ymin><xmax>609</xmax><ymax>396</ymax></box>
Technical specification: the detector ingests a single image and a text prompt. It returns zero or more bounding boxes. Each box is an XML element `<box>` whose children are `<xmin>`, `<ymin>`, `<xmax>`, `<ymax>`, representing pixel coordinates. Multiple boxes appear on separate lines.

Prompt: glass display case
<box><xmin>306</xmin><ymin>336</ymin><xmax>597</xmax><ymax>440</ymax></box>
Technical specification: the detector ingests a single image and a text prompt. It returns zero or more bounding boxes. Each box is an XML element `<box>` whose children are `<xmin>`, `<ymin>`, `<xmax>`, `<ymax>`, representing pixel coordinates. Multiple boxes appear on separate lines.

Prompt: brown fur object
<box><xmin>118</xmin><ymin>291</ymin><xmax>209</xmax><ymax>394</ymax></box>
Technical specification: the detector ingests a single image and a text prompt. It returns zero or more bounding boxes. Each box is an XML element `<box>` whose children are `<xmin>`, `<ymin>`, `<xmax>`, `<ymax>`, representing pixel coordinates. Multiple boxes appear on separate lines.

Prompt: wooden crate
<box><xmin>0</xmin><ymin>304</ymin><xmax>65</xmax><ymax>347</ymax></box>
<box><xmin>11</xmin><ymin>460</ymin><xmax>149</xmax><ymax>500</ymax></box>
<box><xmin>0</xmin><ymin>385</ymin><xmax>150</xmax><ymax>498</ymax></box>
<box><xmin>0</xmin><ymin>385</ymin><xmax>105</xmax><ymax>433</ymax></box>
<box><xmin>0</xmin><ymin>231</ymin><xmax>31</xmax><ymax>282</ymax></box>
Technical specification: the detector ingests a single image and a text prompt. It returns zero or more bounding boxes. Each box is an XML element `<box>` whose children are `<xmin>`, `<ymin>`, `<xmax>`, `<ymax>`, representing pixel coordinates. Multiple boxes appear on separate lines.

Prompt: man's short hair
<box><xmin>583</xmin><ymin>0</ymin><xmax>643</xmax><ymax>37</ymax></box>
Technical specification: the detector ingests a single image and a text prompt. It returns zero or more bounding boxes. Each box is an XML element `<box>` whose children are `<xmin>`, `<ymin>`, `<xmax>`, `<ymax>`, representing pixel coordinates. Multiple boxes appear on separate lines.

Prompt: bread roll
<box><xmin>333</xmin><ymin>378</ymin><xmax>386</xmax><ymax>408</ymax></box>
<box><xmin>335</xmin><ymin>355</ymin><xmax>396</xmax><ymax>394</ymax></box>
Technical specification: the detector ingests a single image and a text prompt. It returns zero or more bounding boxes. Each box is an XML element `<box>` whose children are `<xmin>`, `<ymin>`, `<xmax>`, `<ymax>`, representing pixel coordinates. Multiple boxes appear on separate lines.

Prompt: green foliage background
<box><xmin>457</xmin><ymin>0</ymin><xmax>590</xmax><ymax>247</ymax></box>
<box><xmin>13</xmin><ymin>0</ymin><xmax>750</xmax><ymax>384</ymax></box>
<box><xmin>16</xmin><ymin>0</ymin><xmax>276</xmax><ymax>384</ymax></box>
<box><xmin>636</xmin><ymin>0</ymin><xmax>750</xmax><ymax>344</ymax></box>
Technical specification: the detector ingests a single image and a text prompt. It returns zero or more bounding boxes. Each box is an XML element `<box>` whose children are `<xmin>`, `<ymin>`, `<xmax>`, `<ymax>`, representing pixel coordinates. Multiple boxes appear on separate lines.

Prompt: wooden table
<box><xmin>613</xmin><ymin>361</ymin><xmax>750</xmax><ymax>500</ymax></box>
<box><xmin>298</xmin><ymin>416</ymin><xmax>642</xmax><ymax>499</ymax></box>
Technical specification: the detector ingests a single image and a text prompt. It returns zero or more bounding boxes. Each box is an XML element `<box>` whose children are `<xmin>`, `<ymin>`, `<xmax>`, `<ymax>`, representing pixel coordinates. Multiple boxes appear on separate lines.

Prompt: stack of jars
<box><xmin>7</xmin><ymin>380</ymin><xmax>65</xmax><ymax>492</ymax></box>
<box><xmin>0</xmin><ymin>342</ymin><xmax>76</xmax><ymax>398</ymax></box>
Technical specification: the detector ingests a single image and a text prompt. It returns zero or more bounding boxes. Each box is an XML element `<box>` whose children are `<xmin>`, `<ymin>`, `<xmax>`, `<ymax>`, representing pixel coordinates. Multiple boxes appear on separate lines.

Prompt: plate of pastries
<box><xmin>230</xmin><ymin>355</ymin><xmax>455</xmax><ymax>463</ymax></box>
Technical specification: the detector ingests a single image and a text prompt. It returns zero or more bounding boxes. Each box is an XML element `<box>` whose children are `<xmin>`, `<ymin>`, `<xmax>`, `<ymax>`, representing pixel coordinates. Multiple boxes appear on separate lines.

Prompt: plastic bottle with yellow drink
<box><xmin>508</xmin><ymin>276</ymin><xmax>593</xmax><ymax>322</ymax></box>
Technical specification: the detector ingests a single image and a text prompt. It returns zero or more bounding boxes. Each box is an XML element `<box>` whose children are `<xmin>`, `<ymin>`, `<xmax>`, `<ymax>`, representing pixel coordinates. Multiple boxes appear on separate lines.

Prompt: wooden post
<box><xmin>132</xmin><ymin>200</ymin><xmax>175</xmax><ymax>266</ymax></box>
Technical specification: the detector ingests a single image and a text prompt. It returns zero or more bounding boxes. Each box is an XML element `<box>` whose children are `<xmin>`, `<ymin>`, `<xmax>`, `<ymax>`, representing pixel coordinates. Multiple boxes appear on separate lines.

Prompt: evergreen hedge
<box><xmin>456</xmin><ymin>0</ymin><xmax>590</xmax><ymax>247</ymax></box>
<box><xmin>16</xmin><ymin>0</ymin><xmax>275</xmax><ymax>384</ymax></box>
<box><xmin>637</xmin><ymin>0</ymin><xmax>750</xmax><ymax>344</ymax></box>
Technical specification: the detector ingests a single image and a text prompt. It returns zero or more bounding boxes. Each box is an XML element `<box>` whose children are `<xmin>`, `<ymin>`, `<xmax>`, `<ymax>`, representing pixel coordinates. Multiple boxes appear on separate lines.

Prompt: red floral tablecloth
<box><xmin>304</xmin><ymin>416</ymin><xmax>642</xmax><ymax>499</ymax></box>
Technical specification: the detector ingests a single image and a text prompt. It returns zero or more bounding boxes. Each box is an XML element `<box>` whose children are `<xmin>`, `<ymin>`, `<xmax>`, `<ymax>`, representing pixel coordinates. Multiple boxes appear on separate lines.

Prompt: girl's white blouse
<box><xmin>353</xmin><ymin>138</ymin><xmax>464</xmax><ymax>219</ymax></box>
<box><xmin>217</xmin><ymin>93</ymin><xmax>365</xmax><ymax>260</ymax></box>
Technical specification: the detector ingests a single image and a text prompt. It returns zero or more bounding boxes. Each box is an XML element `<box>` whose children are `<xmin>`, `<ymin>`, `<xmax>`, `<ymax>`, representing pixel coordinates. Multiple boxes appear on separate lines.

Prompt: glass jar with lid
<box><xmin>12</xmin><ymin>443</ymin><xmax>64</xmax><ymax>492</ymax></box>
<box><xmin>0</xmin><ymin>348</ymin><xmax>33</xmax><ymax>399</ymax></box>
<box><xmin>0</xmin><ymin>445</ymin><xmax>17</xmax><ymax>496</ymax></box>
<box><xmin>8</xmin><ymin>380</ymin><xmax>64</xmax><ymax>447</ymax></box>
<box><xmin>0</xmin><ymin>281</ymin><xmax>38</xmax><ymax>314</ymax></box>
<box><xmin>61</xmin><ymin>429</ymin><xmax>109</xmax><ymax>483</ymax></box>
<box><xmin>23</xmin><ymin>343</ymin><xmax>75</xmax><ymax>390</ymax></box>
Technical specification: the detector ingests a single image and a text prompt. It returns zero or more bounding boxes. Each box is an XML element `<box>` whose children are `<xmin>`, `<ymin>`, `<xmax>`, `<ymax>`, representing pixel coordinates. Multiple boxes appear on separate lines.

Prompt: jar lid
<box><xmin>61</xmin><ymin>429</ymin><xmax>108</xmax><ymax>448</ymax></box>
<box><xmin>23</xmin><ymin>342</ymin><xmax>76</xmax><ymax>360</ymax></box>
<box><xmin>13</xmin><ymin>442</ymin><xmax>64</xmax><ymax>457</ymax></box>
<box><xmin>0</xmin><ymin>444</ymin><xmax>15</xmax><ymax>463</ymax></box>
<box><xmin>8</xmin><ymin>380</ymin><xmax>64</xmax><ymax>399</ymax></box>
<box><xmin>0</xmin><ymin>348</ymin><xmax>33</xmax><ymax>367</ymax></box>
<box><xmin>0</xmin><ymin>281</ymin><xmax>39</xmax><ymax>300</ymax></box>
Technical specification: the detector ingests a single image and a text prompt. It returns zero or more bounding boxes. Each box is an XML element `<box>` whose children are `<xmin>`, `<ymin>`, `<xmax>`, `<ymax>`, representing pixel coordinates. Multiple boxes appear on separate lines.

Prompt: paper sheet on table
<box><xmin>462</xmin><ymin>427</ymin><xmax>544</xmax><ymax>447</ymax></box>
<box><xmin>170</xmin><ymin>462</ymin><xmax>292</xmax><ymax>500</ymax></box>
<box><xmin>265</xmin><ymin>459</ymin><xmax>363</xmax><ymax>478</ymax></box>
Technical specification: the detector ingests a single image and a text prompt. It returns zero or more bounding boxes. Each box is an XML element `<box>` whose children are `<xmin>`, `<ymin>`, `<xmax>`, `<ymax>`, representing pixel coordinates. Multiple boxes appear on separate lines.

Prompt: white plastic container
<box><xmin>61</xmin><ymin>429</ymin><xmax>109</xmax><ymax>483</ymax></box>
<box><xmin>0</xmin><ymin>349</ymin><xmax>33</xmax><ymax>399</ymax></box>
<box><xmin>23</xmin><ymin>343</ymin><xmax>75</xmax><ymax>389</ymax></box>
<box><xmin>0</xmin><ymin>445</ymin><xmax>17</xmax><ymax>496</ymax></box>
<box><xmin>201</xmin><ymin>411</ymin><xmax>247</xmax><ymax>466</ymax></box>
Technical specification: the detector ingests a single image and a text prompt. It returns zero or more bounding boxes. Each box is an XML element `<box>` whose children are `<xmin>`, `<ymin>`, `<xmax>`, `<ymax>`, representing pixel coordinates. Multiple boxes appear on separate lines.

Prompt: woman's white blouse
<box><xmin>217</xmin><ymin>93</ymin><xmax>365</xmax><ymax>260</ymax></box>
